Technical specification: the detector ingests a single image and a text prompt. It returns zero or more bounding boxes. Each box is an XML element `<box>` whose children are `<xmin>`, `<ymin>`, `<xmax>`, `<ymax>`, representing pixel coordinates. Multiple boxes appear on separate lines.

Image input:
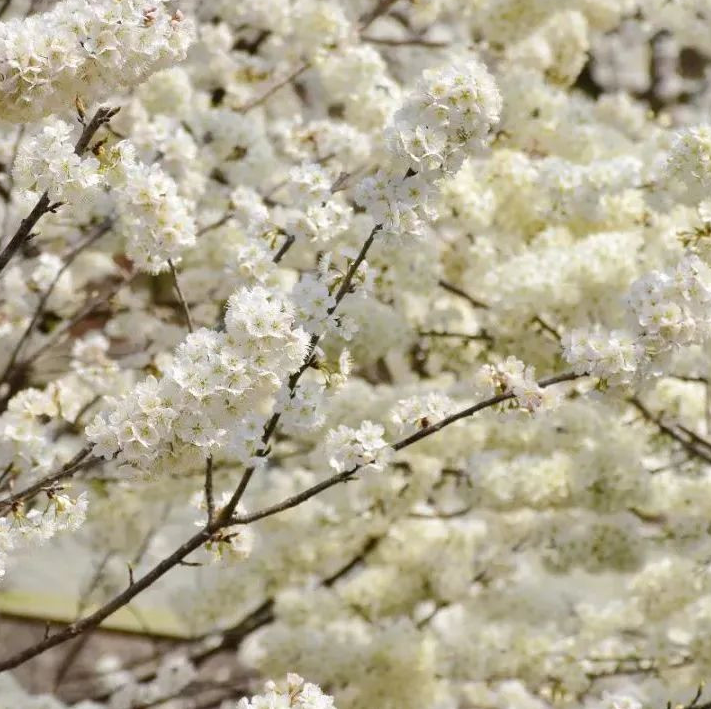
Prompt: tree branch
<box><xmin>630</xmin><ymin>397</ymin><xmax>711</xmax><ymax>465</ymax></box>
<box><xmin>219</xmin><ymin>223</ymin><xmax>384</xmax><ymax>522</ymax></box>
<box><xmin>204</xmin><ymin>455</ymin><xmax>215</xmax><ymax>524</ymax></box>
<box><xmin>0</xmin><ymin>371</ymin><xmax>580</xmax><ymax>672</ymax></box>
<box><xmin>359</xmin><ymin>0</ymin><xmax>399</xmax><ymax>30</ymax></box>
<box><xmin>229</xmin><ymin>372</ymin><xmax>581</xmax><ymax>526</ymax></box>
<box><xmin>0</xmin><ymin>445</ymin><xmax>95</xmax><ymax>515</ymax></box>
<box><xmin>18</xmin><ymin>268</ymin><xmax>137</xmax><ymax>369</ymax></box>
<box><xmin>0</xmin><ymin>523</ymin><xmax>214</xmax><ymax>672</ymax></box>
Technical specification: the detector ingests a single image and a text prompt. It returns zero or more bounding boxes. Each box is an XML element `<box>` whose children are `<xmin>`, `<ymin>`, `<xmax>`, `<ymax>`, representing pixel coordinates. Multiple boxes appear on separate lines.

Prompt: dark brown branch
<box><xmin>331</xmin><ymin>225</ymin><xmax>382</xmax><ymax>307</ymax></box>
<box><xmin>362</xmin><ymin>35</ymin><xmax>449</xmax><ymax>48</ymax></box>
<box><xmin>418</xmin><ymin>330</ymin><xmax>491</xmax><ymax>342</ymax></box>
<box><xmin>0</xmin><ymin>192</ymin><xmax>50</xmax><ymax>274</ymax></box>
<box><xmin>0</xmin><ymin>445</ymin><xmax>95</xmax><ymax>515</ymax></box>
<box><xmin>221</xmin><ymin>223</ymin><xmax>384</xmax><ymax>521</ymax></box>
<box><xmin>204</xmin><ymin>455</ymin><xmax>215</xmax><ymax>524</ymax></box>
<box><xmin>197</xmin><ymin>213</ymin><xmax>233</xmax><ymax>236</ymax></box>
<box><xmin>19</xmin><ymin>269</ymin><xmax>136</xmax><ymax>367</ymax></box>
<box><xmin>53</xmin><ymin>552</ymin><xmax>114</xmax><ymax>688</ymax></box>
<box><xmin>0</xmin><ymin>0</ymin><xmax>13</xmax><ymax>20</ymax></box>
<box><xmin>0</xmin><ymin>523</ymin><xmax>215</xmax><ymax>672</ymax></box>
<box><xmin>272</xmin><ymin>233</ymin><xmax>295</xmax><ymax>263</ymax></box>
<box><xmin>194</xmin><ymin>535</ymin><xmax>383</xmax><ymax>664</ymax></box>
<box><xmin>391</xmin><ymin>371</ymin><xmax>580</xmax><ymax>451</ymax></box>
<box><xmin>218</xmin><ymin>466</ymin><xmax>255</xmax><ymax>525</ymax></box>
<box><xmin>676</xmin><ymin>422</ymin><xmax>711</xmax><ymax>453</ymax></box>
<box><xmin>215</xmin><ymin>238</ymin><xmax>373</xmax><ymax>518</ymax></box>
<box><xmin>0</xmin><ymin>463</ymin><xmax>14</xmax><ymax>493</ymax></box>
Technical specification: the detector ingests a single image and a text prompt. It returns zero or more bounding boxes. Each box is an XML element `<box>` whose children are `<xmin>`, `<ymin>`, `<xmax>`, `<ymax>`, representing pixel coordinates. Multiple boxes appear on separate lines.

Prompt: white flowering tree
<box><xmin>5</xmin><ymin>0</ymin><xmax>711</xmax><ymax>708</ymax></box>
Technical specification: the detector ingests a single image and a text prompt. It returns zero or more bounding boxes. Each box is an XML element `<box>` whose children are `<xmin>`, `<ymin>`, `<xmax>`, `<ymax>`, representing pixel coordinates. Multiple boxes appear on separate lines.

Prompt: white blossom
<box><xmin>0</xmin><ymin>0</ymin><xmax>195</xmax><ymax>122</ymax></box>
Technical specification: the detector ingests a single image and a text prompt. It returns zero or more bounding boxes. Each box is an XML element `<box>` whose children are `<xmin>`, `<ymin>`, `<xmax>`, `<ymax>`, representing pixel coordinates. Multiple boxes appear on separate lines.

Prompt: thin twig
<box><xmin>0</xmin><ymin>126</ymin><xmax>24</xmax><ymax>239</ymax></box>
<box><xmin>52</xmin><ymin>552</ymin><xmax>113</xmax><ymax>689</ymax></box>
<box><xmin>229</xmin><ymin>372</ymin><xmax>581</xmax><ymax>526</ymax></box>
<box><xmin>331</xmin><ymin>225</ymin><xmax>382</xmax><ymax>308</ymax></box>
<box><xmin>437</xmin><ymin>279</ymin><xmax>489</xmax><ymax>309</ymax></box>
<box><xmin>418</xmin><ymin>330</ymin><xmax>491</xmax><ymax>341</ymax></box>
<box><xmin>0</xmin><ymin>463</ymin><xmax>13</xmax><ymax>491</ymax></box>
<box><xmin>0</xmin><ymin>445</ymin><xmax>95</xmax><ymax>515</ymax></box>
<box><xmin>272</xmin><ymin>233</ymin><xmax>295</xmax><ymax>263</ymax></box>
<box><xmin>676</xmin><ymin>422</ymin><xmax>711</xmax><ymax>453</ymax></box>
<box><xmin>362</xmin><ymin>35</ymin><xmax>449</xmax><ymax>48</ymax></box>
<box><xmin>532</xmin><ymin>315</ymin><xmax>562</xmax><ymax>341</ymax></box>
<box><xmin>0</xmin><ymin>0</ymin><xmax>13</xmax><ymax>20</ymax></box>
<box><xmin>20</xmin><ymin>269</ymin><xmax>137</xmax><ymax>367</ymax></box>
<box><xmin>168</xmin><ymin>259</ymin><xmax>194</xmax><ymax>333</ymax></box>
<box><xmin>0</xmin><ymin>219</ymin><xmax>113</xmax><ymax>385</ymax></box>
<box><xmin>392</xmin><ymin>371</ymin><xmax>581</xmax><ymax>451</ymax></box>
<box><xmin>208</xmin><ymin>264</ymin><xmax>348</xmax><ymax>544</ymax></box>
<box><xmin>219</xmin><ymin>223</ymin><xmax>384</xmax><ymax>522</ymax></box>
<box><xmin>631</xmin><ymin>398</ymin><xmax>711</xmax><ymax>465</ymax></box>
<box><xmin>359</xmin><ymin>0</ymin><xmax>399</xmax><ymax>30</ymax></box>
<box><xmin>0</xmin><ymin>524</ymin><xmax>215</xmax><ymax>672</ymax></box>
<box><xmin>237</xmin><ymin>63</ymin><xmax>309</xmax><ymax>113</ymax></box>
<box><xmin>193</xmin><ymin>535</ymin><xmax>383</xmax><ymax>665</ymax></box>
<box><xmin>197</xmin><ymin>212</ymin><xmax>233</xmax><ymax>236</ymax></box>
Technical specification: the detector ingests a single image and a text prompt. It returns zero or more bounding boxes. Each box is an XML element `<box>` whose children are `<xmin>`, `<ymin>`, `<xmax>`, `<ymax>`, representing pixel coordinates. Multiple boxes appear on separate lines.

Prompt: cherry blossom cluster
<box><xmin>0</xmin><ymin>0</ymin><xmax>195</xmax><ymax>122</ymax></box>
<box><xmin>564</xmin><ymin>255</ymin><xmax>711</xmax><ymax>385</ymax></box>
<box><xmin>233</xmin><ymin>674</ymin><xmax>336</xmax><ymax>709</ymax></box>
<box><xmin>473</xmin><ymin>357</ymin><xmax>561</xmax><ymax>412</ymax></box>
<box><xmin>660</xmin><ymin>125</ymin><xmax>711</xmax><ymax>205</ymax></box>
<box><xmin>385</xmin><ymin>60</ymin><xmax>503</xmax><ymax>176</ymax></box>
<box><xmin>104</xmin><ymin>141</ymin><xmax>197</xmax><ymax>273</ymax></box>
<box><xmin>324</xmin><ymin>421</ymin><xmax>390</xmax><ymax>474</ymax></box>
<box><xmin>356</xmin><ymin>59</ymin><xmax>502</xmax><ymax>238</ymax></box>
<box><xmin>6</xmin><ymin>1</ymin><xmax>711</xmax><ymax>708</ymax></box>
<box><xmin>12</xmin><ymin>118</ymin><xmax>102</xmax><ymax>202</ymax></box>
<box><xmin>287</xmin><ymin>163</ymin><xmax>352</xmax><ymax>245</ymax></box>
<box><xmin>563</xmin><ymin>327</ymin><xmax>642</xmax><ymax>386</ymax></box>
<box><xmin>0</xmin><ymin>490</ymin><xmax>87</xmax><ymax>580</ymax></box>
<box><xmin>85</xmin><ymin>286</ymin><xmax>309</xmax><ymax>474</ymax></box>
<box><xmin>12</xmin><ymin>124</ymin><xmax>196</xmax><ymax>273</ymax></box>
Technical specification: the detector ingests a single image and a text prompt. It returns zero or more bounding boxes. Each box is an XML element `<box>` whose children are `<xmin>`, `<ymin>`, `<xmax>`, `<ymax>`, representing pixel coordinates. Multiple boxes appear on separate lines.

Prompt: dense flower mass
<box><xmin>105</xmin><ymin>141</ymin><xmax>197</xmax><ymax>272</ymax></box>
<box><xmin>0</xmin><ymin>0</ymin><xmax>195</xmax><ymax>122</ymax></box>
<box><xmin>234</xmin><ymin>674</ymin><xmax>336</xmax><ymax>709</ymax></box>
<box><xmin>13</xmin><ymin>119</ymin><xmax>102</xmax><ymax>202</ymax></box>
<box><xmin>86</xmin><ymin>286</ymin><xmax>309</xmax><ymax>473</ymax></box>
<box><xmin>386</xmin><ymin>60</ymin><xmax>503</xmax><ymax>175</ymax></box>
<box><xmin>6</xmin><ymin>1</ymin><xmax>711</xmax><ymax>708</ymax></box>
